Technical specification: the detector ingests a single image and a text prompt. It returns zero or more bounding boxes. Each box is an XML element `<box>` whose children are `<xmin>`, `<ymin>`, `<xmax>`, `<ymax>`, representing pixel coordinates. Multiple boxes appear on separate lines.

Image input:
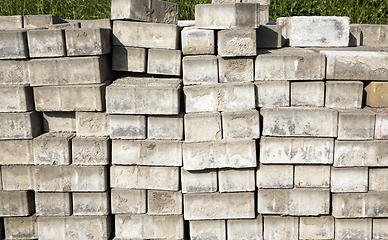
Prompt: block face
<box><xmin>227</xmin><ymin>218</ymin><xmax>263</xmax><ymax>240</ymax></box>
<box><xmin>325</xmin><ymin>81</ymin><xmax>363</xmax><ymax>108</ymax></box>
<box><xmin>0</xmin><ymin>60</ymin><xmax>30</xmax><ymax>85</ymax></box>
<box><xmin>27</xmin><ymin>29</ymin><xmax>66</xmax><ymax>58</ymax></box>
<box><xmin>23</xmin><ymin>15</ymin><xmax>65</xmax><ymax>28</ymax></box>
<box><xmin>181</xmin><ymin>169</ymin><xmax>218</xmax><ymax>193</ymax></box>
<box><xmin>110</xmin><ymin>114</ymin><xmax>146</xmax><ymax>139</ymax></box>
<box><xmin>65</xmin><ymin>28</ymin><xmax>111</xmax><ymax>56</ymax></box>
<box><xmin>331</xmin><ymin>167</ymin><xmax>368</xmax><ymax>193</ymax></box>
<box><xmin>181</xmin><ymin>27</ymin><xmax>215</xmax><ymax>55</ymax></box>
<box><xmin>182</xmin><ymin>55</ymin><xmax>218</xmax><ymax>85</ymax></box>
<box><xmin>147</xmin><ymin>115</ymin><xmax>183</xmax><ymax>140</ymax></box>
<box><xmin>369</xmin><ymin>168</ymin><xmax>388</xmax><ymax>191</ymax></box>
<box><xmin>373</xmin><ymin>219</ymin><xmax>388</xmax><ymax>239</ymax></box>
<box><xmin>4</xmin><ymin>215</ymin><xmax>38</xmax><ymax>239</ymax></box>
<box><xmin>76</xmin><ymin>112</ymin><xmax>110</xmax><ymax>137</ymax></box>
<box><xmin>219</xmin><ymin>57</ymin><xmax>254</xmax><ymax>83</ymax></box>
<box><xmin>0</xmin><ymin>15</ymin><xmax>23</xmax><ymax>29</ymax></box>
<box><xmin>257</xmin><ymin>25</ymin><xmax>283</xmax><ymax>48</ymax></box>
<box><xmin>0</xmin><ymin>85</ymin><xmax>34</xmax><ymax>112</ymax></box>
<box><xmin>184</xmin><ymin>192</ymin><xmax>255</xmax><ymax>220</ymax></box>
<box><xmin>147</xmin><ymin>190</ymin><xmax>182</xmax><ymax>215</ymax></box>
<box><xmin>291</xmin><ymin>82</ymin><xmax>325</xmax><ymax>107</ymax></box>
<box><xmin>35</xmin><ymin>192</ymin><xmax>72</xmax><ymax>216</ymax></box>
<box><xmin>112</xmin><ymin>46</ymin><xmax>147</xmax><ymax>72</ymax></box>
<box><xmin>1</xmin><ymin>165</ymin><xmax>34</xmax><ymax>190</ymax></box>
<box><xmin>255</xmin><ymin>81</ymin><xmax>290</xmax><ymax>107</ymax></box>
<box><xmin>361</xmin><ymin>24</ymin><xmax>388</xmax><ymax>47</ymax></box>
<box><xmin>264</xmin><ymin>216</ymin><xmax>298</xmax><ymax>240</ymax></box>
<box><xmin>338</xmin><ymin>110</ymin><xmax>375</xmax><ymax>140</ymax></box>
<box><xmin>219</xmin><ymin>168</ymin><xmax>255</xmax><ymax>192</ymax></box>
<box><xmin>80</xmin><ymin>19</ymin><xmax>112</xmax><ymax>29</ymax></box>
<box><xmin>259</xmin><ymin>189</ymin><xmax>330</xmax><ymax>216</ymax></box>
<box><xmin>33</xmin><ymin>132</ymin><xmax>74</xmax><ymax>165</ymax></box>
<box><xmin>147</xmin><ymin>49</ymin><xmax>181</xmax><ymax>76</ymax></box>
<box><xmin>111</xmin><ymin>189</ymin><xmax>146</xmax><ymax>214</ymax></box>
<box><xmin>43</xmin><ymin>112</ymin><xmax>76</xmax><ymax>132</ymax></box>
<box><xmin>299</xmin><ymin>216</ymin><xmax>334</xmax><ymax>240</ymax></box>
<box><xmin>365</xmin><ymin>82</ymin><xmax>388</xmax><ymax>107</ymax></box>
<box><xmin>190</xmin><ymin>220</ymin><xmax>226</xmax><ymax>240</ymax></box>
<box><xmin>256</xmin><ymin>164</ymin><xmax>293</xmax><ymax>189</ymax></box>
<box><xmin>0</xmin><ymin>191</ymin><xmax>34</xmax><ymax>217</ymax></box>
<box><xmin>366</xmin><ymin>107</ymin><xmax>388</xmax><ymax>139</ymax></box>
<box><xmin>0</xmin><ymin>112</ymin><xmax>42</xmax><ymax>140</ymax></box>
<box><xmin>0</xmin><ymin>140</ymin><xmax>34</xmax><ymax>165</ymax></box>
<box><xmin>335</xmin><ymin>219</ymin><xmax>372</xmax><ymax>240</ymax></box>
<box><xmin>73</xmin><ymin>192</ymin><xmax>109</xmax><ymax>216</ymax></box>
<box><xmin>221</xmin><ymin>110</ymin><xmax>260</xmax><ymax>139</ymax></box>
<box><xmin>218</xmin><ymin>29</ymin><xmax>257</xmax><ymax>57</ymax></box>
<box><xmin>294</xmin><ymin>165</ymin><xmax>330</xmax><ymax>188</ymax></box>
<box><xmin>184</xmin><ymin>112</ymin><xmax>222</xmax><ymax>142</ymax></box>
<box><xmin>260</xmin><ymin>137</ymin><xmax>334</xmax><ymax>164</ymax></box>
<box><xmin>0</xmin><ymin>30</ymin><xmax>28</xmax><ymax>59</ymax></box>
<box><xmin>72</xmin><ymin>136</ymin><xmax>110</xmax><ymax>165</ymax></box>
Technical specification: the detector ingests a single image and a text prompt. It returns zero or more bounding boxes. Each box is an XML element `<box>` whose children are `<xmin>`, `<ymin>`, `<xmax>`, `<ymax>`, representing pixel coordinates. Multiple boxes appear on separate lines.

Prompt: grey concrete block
<box><xmin>255</xmin><ymin>81</ymin><xmax>289</xmax><ymax>107</ymax></box>
<box><xmin>338</xmin><ymin>109</ymin><xmax>375</xmax><ymax>140</ymax></box>
<box><xmin>1</xmin><ymin>165</ymin><xmax>34</xmax><ymax>190</ymax></box>
<box><xmin>369</xmin><ymin>168</ymin><xmax>388</xmax><ymax>191</ymax></box>
<box><xmin>0</xmin><ymin>85</ymin><xmax>34</xmax><ymax>112</ymax></box>
<box><xmin>0</xmin><ymin>30</ymin><xmax>28</xmax><ymax>59</ymax></box>
<box><xmin>4</xmin><ymin>215</ymin><xmax>38</xmax><ymax>239</ymax></box>
<box><xmin>259</xmin><ymin>4</ymin><xmax>270</xmax><ymax>25</ymax></box>
<box><xmin>361</xmin><ymin>24</ymin><xmax>388</xmax><ymax>47</ymax></box>
<box><xmin>365</xmin><ymin>82</ymin><xmax>388</xmax><ymax>107</ymax></box>
<box><xmin>184</xmin><ymin>112</ymin><xmax>222</xmax><ymax>142</ymax></box>
<box><xmin>72</xmin><ymin>136</ymin><xmax>110</xmax><ymax>165</ymax></box>
<box><xmin>294</xmin><ymin>165</ymin><xmax>330</xmax><ymax>188</ymax></box>
<box><xmin>373</xmin><ymin>219</ymin><xmax>388</xmax><ymax>240</ymax></box>
<box><xmin>80</xmin><ymin>19</ymin><xmax>112</xmax><ymax>29</ymax></box>
<box><xmin>218</xmin><ymin>57</ymin><xmax>254</xmax><ymax>83</ymax></box>
<box><xmin>366</xmin><ymin>107</ymin><xmax>388</xmax><ymax>139</ymax></box>
<box><xmin>181</xmin><ymin>169</ymin><xmax>218</xmax><ymax>193</ymax></box>
<box><xmin>65</xmin><ymin>28</ymin><xmax>111</xmax><ymax>56</ymax></box>
<box><xmin>49</xmin><ymin>22</ymin><xmax>80</xmax><ymax>29</ymax></box>
<box><xmin>190</xmin><ymin>220</ymin><xmax>226</xmax><ymax>240</ymax></box>
<box><xmin>27</xmin><ymin>29</ymin><xmax>66</xmax><ymax>58</ymax></box>
<box><xmin>349</xmin><ymin>24</ymin><xmax>361</xmax><ymax>46</ymax></box>
<box><xmin>325</xmin><ymin>81</ymin><xmax>363</xmax><ymax>108</ymax></box>
<box><xmin>110</xmin><ymin>114</ymin><xmax>146</xmax><ymax>140</ymax></box>
<box><xmin>33</xmin><ymin>132</ymin><xmax>75</xmax><ymax>165</ymax></box>
<box><xmin>0</xmin><ymin>15</ymin><xmax>23</xmax><ymax>29</ymax></box>
<box><xmin>331</xmin><ymin>167</ymin><xmax>368</xmax><ymax>193</ymax></box>
<box><xmin>43</xmin><ymin>112</ymin><xmax>76</xmax><ymax>132</ymax></box>
<box><xmin>221</xmin><ymin>110</ymin><xmax>260</xmax><ymax>139</ymax></box>
<box><xmin>0</xmin><ymin>112</ymin><xmax>42</xmax><ymax>140</ymax></box>
<box><xmin>147</xmin><ymin>48</ymin><xmax>181</xmax><ymax>76</ymax></box>
<box><xmin>291</xmin><ymin>81</ymin><xmax>325</xmax><ymax>107</ymax></box>
<box><xmin>35</xmin><ymin>192</ymin><xmax>72</xmax><ymax>216</ymax></box>
<box><xmin>227</xmin><ymin>218</ymin><xmax>263</xmax><ymax>240</ymax></box>
<box><xmin>111</xmin><ymin>189</ymin><xmax>146</xmax><ymax>214</ymax></box>
<box><xmin>0</xmin><ymin>60</ymin><xmax>30</xmax><ymax>85</ymax></box>
<box><xmin>299</xmin><ymin>216</ymin><xmax>334</xmax><ymax>240</ymax></box>
<box><xmin>335</xmin><ymin>219</ymin><xmax>372</xmax><ymax>240</ymax></box>
<box><xmin>257</xmin><ymin>25</ymin><xmax>284</xmax><ymax>49</ymax></box>
<box><xmin>148</xmin><ymin>114</ymin><xmax>184</xmax><ymax>140</ymax></box>
<box><xmin>178</xmin><ymin>20</ymin><xmax>195</xmax><ymax>27</ymax></box>
<box><xmin>219</xmin><ymin>168</ymin><xmax>255</xmax><ymax>192</ymax></box>
<box><xmin>23</xmin><ymin>15</ymin><xmax>65</xmax><ymax>28</ymax></box>
<box><xmin>112</xmin><ymin>46</ymin><xmax>147</xmax><ymax>72</ymax></box>
<box><xmin>263</xmin><ymin>216</ymin><xmax>298</xmax><ymax>240</ymax></box>
<box><xmin>76</xmin><ymin>112</ymin><xmax>110</xmax><ymax>137</ymax></box>
<box><xmin>182</xmin><ymin>55</ymin><xmax>218</xmax><ymax>85</ymax></box>
<box><xmin>184</xmin><ymin>192</ymin><xmax>255</xmax><ymax>220</ymax></box>
<box><xmin>73</xmin><ymin>192</ymin><xmax>109</xmax><ymax>216</ymax></box>
<box><xmin>256</xmin><ymin>164</ymin><xmax>293</xmax><ymax>189</ymax></box>
<box><xmin>218</xmin><ymin>29</ymin><xmax>256</xmax><ymax>57</ymax></box>
<box><xmin>147</xmin><ymin>190</ymin><xmax>182</xmax><ymax>215</ymax></box>
<box><xmin>0</xmin><ymin>191</ymin><xmax>34</xmax><ymax>217</ymax></box>
<box><xmin>181</xmin><ymin>27</ymin><xmax>215</xmax><ymax>55</ymax></box>
<box><xmin>0</xmin><ymin>140</ymin><xmax>34</xmax><ymax>165</ymax></box>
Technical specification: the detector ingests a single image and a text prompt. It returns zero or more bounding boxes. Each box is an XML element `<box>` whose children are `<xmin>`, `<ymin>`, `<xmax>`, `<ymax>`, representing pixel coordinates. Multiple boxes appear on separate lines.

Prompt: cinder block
<box><xmin>257</xmin><ymin>24</ymin><xmax>284</xmax><ymax>48</ymax></box>
<box><xmin>218</xmin><ymin>57</ymin><xmax>254</xmax><ymax>83</ymax></box>
<box><xmin>113</xmin><ymin>21</ymin><xmax>180</xmax><ymax>49</ymax></box>
<box><xmin>27</xmin><ymin>29</ymin><xmax>66</xmax><ymax>58</ymax></box>
<box><xmin>0</xmin><ymin>140</ymin><xmax>34</xmax><ymax>165</ymax></box>
<box><xmin>1</xmin><ymin>165</ymin><xmax>34</xmax><ymax>190</ymax></box>
<box><xmin>43</xmin><ymin>112</ymin><xmax>76</xmax><ymax>132</ymax></box>
<box><xmin>0</xmin><ymin>112</ymin><xmax>42</xmax><ymax>140</ymax></box>
<box><xmin>255</xmin><ymin>81</ymin><xmax>289</xmax><ymax>107</ymax></box>
<box><xmin>115</xmin><ymin>214</ymin><xmax>184</xmax><ymax>239</ymax></box>
<box><xmin>289</xmin><ymin>16</ymin><xmax>349</xmax><ymax>47</ymax></box>
<box><xmin>33</xmin><ymin>132</ymin><xmax>74</xmax><ymax>165</ymax></box>
<box><xmin>76</xmin><ymin>112</ymin><xmax>110</xmax><ymax>137</ymax></box>
<box><xmin>255</xmin><ymin>48</ymin><xmax>326</xmax><ymax>81</ymax></box>
<box><xmin>65</xmin><ymin>28</ymin><xmax>111</xmax><ymax>56</ymax></box>
<box><xmin>29</xmin><ymin>56</ymin><xmax>109</xmax><ymax>86</ymax></box>
<box><xmin>0</xmin><ymin>60</ymin><xmax>30</xmax><ymax>85</ymax></box>
<box><xmin>110</xmin><ymin>165</ymin><xmax>179</xmax><ymax>190</ymax></box>
<box><xmin>183</xmin><ymin>140</ymin><xmax>256</xmax><ymax>170</ymax></box>
<box><xmin>23</xmin><ymin>15</ymin><xmax>65</xmax><ymax>28</ymax></box>
<box><xmin>111</xmin><ymin>189</ymin><xmax>146</xmax><ymax>214</ymax></box>
<box><xmin>256</xmin><ymin>164</ymin><xmax>293</xmax><ymax>189</ymax></box>
<box><xmin>110</xmin><ymin>114</ymin><xmax>146</xmax><ymax>139</ymax></box>
<box><xmin>195</xmin><ymin>3</ymin><xmax>259</xmax><ymax>29</ymax></box>
<box><xmin>73</xmin><ymin>192</ymin><xmax>109</xmax><ymax>216</ymax></box>
<box><xmin>365</xmin><ymin>82</ymin><xmax>388</xmax><ymax>107</ymax></box>
<box><xmin>325</xmin><ymin>81</ymin><xmax>363</xmax><ymax>108</ymax></box>
<box><xmin>299</xmin><ymin>216</ymin><xmax>334</xmax><ymax>240</ymax></box>
<box><xmin>0</xmin><ymin>30</ymin><xmax>28</xmax><ymax>59</ymax></box>
<box><xmin>218</xmin><ymin>29</ymin><xmax>257</xmax><ymax>57</ymax></box>
<box><xmin>0</xmin><ymin>85</ymin><xmax>34</xmax><ymax>112</ymax></box>
<box><xmin>366</xmin><ymin>107</ymin><xmax>388</xmax><ymax>139</ymax></box>
<box><xmin>338</xmin><ymin>109</ymin><xmax>375</xmax><ymax>140</ymax></box>
<box><xmin>227</xmin><ymin>217</ymin><xmax>263</xmax><ymax>240</ymax></box>
<box><xmin>335</xmin><ymin>219</ymin><xmax>372</xmax><ymax>240</ymax></box>
<box><xmin>260</xmin><ymin>137</ymin><xmax>334</xmax><ymax>164</ymax></box>
<box><xmin>261</xmin><ymin>107</ymin><xmax>338</xmax><ymax>137</ymax></box>
<box><xmin>182</xmin><ymin>55</ymin><xmax>218</xmax><ymax>85</ymax></box>
<box><xmin>184</xmin><ymin>192</ymin><xmax>255</xmax><ymax>220</ymax></box>
<box><xmin>369</xmin><ymin>168</ymin><xmax>388</xmax><ymax>191</ymax></box>
<box><xmin>190</xmin><ymin>220</ymin><xmax>226</xmax><ymax>240</ymax></box>
<box><xmin>148</xmin><ymin>190</ymin><xmax>182</xmax><ymax>215</ymax></box>
<box><xmin>291</xmin><ymin>82</ymin><xmax>325</xmax><ymax>107</ymax></box>
<box><xmin>258</xmin><ymin>189</ymin><xmax>330</xmax><ymax>216</ymax></box>
<box><xmin>373</xmin><ymin>219</ymin><xmax>388</xmax><ymax>240</ymax></box>
<box><xmin>181</xmin><ymin>27</ymin><xmax>215</xmax><ymax>55</ymax></box>
<box><xmin>219</xmin><ymin>169</ymin><xmax>255</xmax><ymax>192</ymax></box>
<box><xmin>147</xmin><ymin>48</ymin><xmax>181</xmax><ymax>76</ymax></box>
<box><xmin>361</xmin><ymin>24</ymin><xmax>388</xmax><ymax>47</ymax></box>
<box><xmin>0</xmin><ymin>191</ymin><xmax>34</xmax><ymax>217</ymax></box>
<box><xmin>0</xmin><ymin>15</ymin><xmax>23</xmax><ymax>29</ymax></box>
<box><xmin>35</xmin><ymin>192</ymin><xmax>71</xmax><ymax>216</ymax></box>
<box><xmin>112</xmin><ymin>46</ymin><xmax>147</xmax><ymax>72</ymax></box>
<box><xmin>148</xmin><ymin>114</ymin><xmax>184</xmax><ymax>140</ymax></box>
<box><xmin>4</xmin><ymin>215</ymin><xmax>38</xmax><ymax>239</ymax></box>
<box><xmin>294</xmin><ymin>165</ymin><xmax>330</xmax><ymax>188</ymax></box>
<box><xmin>72</xmin><ymin>136</ymin><xmax>110</xmax><ymax>166</ymax></box>
<box><xmin>184</xmin><ymin>83</ymin><xmax>255</xmax><ymax>113</ymax></box>
<box><xmin>80</xmin><ymin>19</ymin><xmax>112</xmax><ymax>29</ymax></box>
<box><xmin>181</xmin><ymin>169</ymin><xmax>218</xmax><ymax>193</ymax></box>
<box><xmin>331</xmin><ymin>167</ymin><xmax>368</xmax><ymax>192</ymax></box>
<box><xmin>221</xmin><ymin>110</ymin><xmax>260</xmax><ymax>139</ymax></box>
<box><xmin>184</xmin><ymin>112</ymin><xmax>222</xmax><ymax>142</ymax></box>
<box><xmin>106</xmin><ymin>77</ymin><xmax>181</xmax><ymax>115</ymax></box>
<box><xmin>33</xmin><ymin>83</ymin><xmax>107</xmax><ymax>111</ymax></box>
<box><xmin>264</xmin><ymin>216</ymin><xmax>298</xmax><ymax>240</ymax></box>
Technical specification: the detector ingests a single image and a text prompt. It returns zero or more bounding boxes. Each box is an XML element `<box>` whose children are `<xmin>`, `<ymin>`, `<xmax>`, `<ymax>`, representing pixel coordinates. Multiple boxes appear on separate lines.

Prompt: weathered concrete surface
<box><xmin>148</xmin><ymin>114</ymin><xmax>184</xmax><ymax>140</ymax></box>
<box><xmin>80</xmin><ymin>19</ymin><xmax>112</xmax><ymax>29</ymax></box>
<box><xmin>365</xmin><ymin>82</ymin><xmax>388</xmax><ymax>107</ymax></box>
<box><xmin>337</xmin><ymin>109</ymin><xmax>375</xmax><ymax>140</ymax></box>
<box><xmin>183</xmin><ymin>55</ymin><xmax>218</xmax><ymax>85</ymax></box>
<box><xmin>256</xmin><ymin>164</ymin><xmax>293</xmax><ymax>189</ymax></box>
<box><xmin>110</xmin><ymin>114</ymin><xmax>146</xmax><ymax>139</ymax></box>
<box><xmin>0</xmin><ymin>140</ymin><xmax>34</xmax><ymax>165</ymax></box>
<box><xmin>373</xmin><ymin>219</ymin><xmax>388</xmax><ymax>240</ymax></box>
<box><xmin>294</xmin><ymin>165</ymin><xmax>331</xmax><ymax>188</ymax></box>
<box><xmin>0</xmin><ymin>30</ymin><xmax>28</xmax><ymax>59</ymax></box>
<box><xmin>221</xmin><ymin>110</ymin><xmax>260</xmax><ymax>139</ymax></box>
<box><xmin>23</xmin><ymin>15</ymin><xmax>65</xmax><ymax>28</ymax></box>
<box><xmin>111</xmin><ymin>189</ymin><xmax>146</xmax><ymax>214</ymax></box>
<box><xmin>257</xmin><ymin>25</ymin><xmax>284</xmax><ymax>48</ymax></box>
<box><xmin>218</xmin><ymin>29</ymin><xmax>257</xmax><ymax>57</ymax></box>
<box><xmin>219</xmin><ymin>57</ymin><xmax>254</xmax><ymax>83</ymax></box>
<box><xmin>299</xmin><ymin>216</ymin><xmax>334</xmax><ymax>240</ymax></box>
<box><xmin>147</xmin><ymin>190</ymin><xmax>182</xmax><ymax>215</ymax></box>
<box><xmin>366</xmin><ymin>107</ymin><xmax>388</xmax><ymax>139</ymax></box>
<box><xmin>0</xmin><ymin>15</ymin><xmax>23</xmax><ymax>29</ymax></box>
<box><xmin>361</xmin><ymin>24</ymin><xmax>388</xmax><ymax>47</ymax></box>
<box><xmin>181</xmin><ymin>27</ymin><xmax>215</xmax><ymax>55</ymax></box>
<box><xmin>147</xmin><ymin>48</ymin><xmax>182</xmax><ymax>76</ymax></box>
<box><xmin>0</xmin><ymin>112</ymin><xmax>42</xmax><ymax>140</ymax></box>
<box><xmin>184</xmin><ymin>112</ymin><xmax>222</xmax><ymax>142</ymax></box>
<box><xmin>264</xmin><ymin>216</ymin><xmax>298</xmax><ymax>240</ymax></box>
<box><xmin>43</xmin><ymin>112</ymin><xmax>76</xmax><ymax>132</ymax></box>
<box><xmin>227</xmin><ymin>218</ymin><xmax>263</xmax><ymax>240</ymax></box>
<box><xmin>325</xmin><ymin>81</ymin><xmax>363</xmax><ymax>108</ymax></box>
<box><xmin>65</xmin><ymin>28</ymin><xmax>111</xmax><ymax>56</ymax></box>
<box><xmin>73</xmin><ymin>192</ymin><xmax>109</xmax><ymax>215</ymax></box>
<box><xmin>349</xmin><ymin>24</ymin><xmax>361</xmax><ymax>46</ymax></box>
<box><xmin>331</xmin><ymin>167</ymin><xmax>368</xmax><ymax>192</ymax></box>
<box><xmin>0</xmin><ymin>85</ymin><xmax>34</xmax><ymax>112</ymax></box>
<box><xmin>35</xmin><ymin>192</ymin><xmax>72</xmax><ymax>216</ymax></box>
<box><xmin>335</xmin><ymin>219</ymin><xmax>372</xmax><ymax>240</ymax></box>
<box><xmin>72</xmin><ymin>136</ymin><xmax>110</xmax><ymax>165</ymax></box>
<box><xmin>1</xmin><ymin>165</ymin><xmax>34</xmax><ymax>190</ymax></box>
<box><xmin>0</xmin><ymin>60</ymin><xmax>30</xmax><ymax>85</ymax></box>
<box><xmin>181</xmin><ymin>169</ymin><xmax>218</xmax><ymax>193</ymax></box>
<box><xmin>112</xmin><ymin>46</ymin><xmax>147</xmax><ymax>72</ymax></box>
<box><xmin>369</xmin><ymin>168</ymin><xmax>388</xmax><ymax>191</ymax></box>
<box><xmin>27</xmin><ymin>29</ymin><xmax>66</xmax><ymax>58</ymax></box>
<box><xmin>4</xmin><ymin>215</ymin><xmax>38</xmax><ymax>239</ymax></box>
<box><xmin>0</xmin><ymin>191</ymin><xmax>34</xmax><ymax>217</ymax></box>
<box><xmin>76</xmin><ymin>112</ymin><xmax>110</xmax><ymax>137</ymax></box>
<box><xmin>33</xmin><ymin>132</ymin><xmax>75</xmax><ymax>165</ymax></box>
<box><xmin>190</xmin><ymin>220</ymin><xmax>226</xmax><ymax>240</ymax></box>
<box><xmin>255</xmin><ymin>81</ymin><xmax>289</xmax><ymax>107</ymax></box>
<box><xmin>291</xmin><ymin>81</ymin><xmax>324</xmax><ymax>107</ymax></box>
<box><xmin>219</xmin><ymin>168</ymin><xmax>255</xmax><ymax>192</ymax></box>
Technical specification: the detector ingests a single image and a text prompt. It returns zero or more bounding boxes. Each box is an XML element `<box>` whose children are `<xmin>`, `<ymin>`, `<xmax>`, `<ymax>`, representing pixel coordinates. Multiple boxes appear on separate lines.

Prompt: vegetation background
<box><xmin>0</xmin><ymin>0</ymin><xmax>387</xmax><ymax>24</ymax></box>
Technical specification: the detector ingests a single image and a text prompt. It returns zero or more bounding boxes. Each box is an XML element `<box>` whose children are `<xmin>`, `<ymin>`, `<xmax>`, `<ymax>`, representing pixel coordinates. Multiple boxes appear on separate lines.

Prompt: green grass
<box><xmin>1</xmin><ymin>0</ymin><xmax>388</xmax><ymax>24</ymax></box>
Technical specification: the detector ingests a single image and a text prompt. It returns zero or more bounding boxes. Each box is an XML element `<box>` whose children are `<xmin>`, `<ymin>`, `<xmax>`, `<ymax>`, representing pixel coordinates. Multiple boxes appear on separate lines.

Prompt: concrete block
<box><xmin>184</xmin><ymin>83</ymin><xmax>255</xmax><ymax>113</ymax></box>
<box><xmin>148</xmin><ymin>114</ymin><xmax>184</xmax><ymax>140</ymax></box>
<box><xmin>255</xmin><ymin>48</ymin><xmax>326</xmax><ymax>81</ymax></box>
<box><xmin>106</xmin><ymin>77</ymin><xmax>181</xmax><ymax>115</ymax></box>
<box><xmin>23</xmin><ymin>15</ymin><xmax>65</xmax><ymax>28</ymax></box>
<box><xmin>0</xmin><ymin>30</ymin><xmax>28</xmax><ymax>59</ymax></box>
<box><xmin>110</xmin><ymin>114</ymin><xmax>146</xmax><ymax>139</ymax></box>
<box><xmin>289</xmin><ymin>16</ymin><xmax>349</xmax><ymax>47</ymax></box>
<box><xmin>4</xmin><ymin>215</ymin><xmax>38</xmax><ymax>239</ymax></box>
<box><xmin>335</xmin><ymin>219</ymin><xmax>372</xmax><ymax>240</ymax></box>
<box><xmin>181</xmin><ymin>169</ymin><xmax>218</xmax><ymax>193</ymax></box>
<box><xmin>1</xmin><ymin>165</ymin><xmax>34</xmax><ymax>190</ymax></box>
<box><xmin>0</xmin><ymin>15</ymin><xmax>23</xmax><ymax>29</ymax></box>
<box><xmin>261</xmin><ymin>107</ymin><xmax>338</xmax><ymax>137</ymax></box>
<box><xmin>183</xmin><ymin>140</ymin><xmax>256</xmax><ymax>170</ymax></box>
<box><xmin>115</xmin><ymin>214</ymin><xmax>184</xmax><ymax>239</ymax></box>
<box><xmin>373</xmin><ymin>219</ymin><xmax>388</xmax><ymax>240</ymax></box>
<box><xmin>181</xmin><ymin>27</ymin><xmax>215</xmax><ymax>55</ymax></box>
<box><xmin>27</xmin><ymin>29</ymin><xmax>66</xmax><ymax>58</ymax></box>
<box><xmin>190</xmin><ymin>220</ymin><xmax>226</xmax><ymax>240</ymax></box>
<box><xmin>338</xmin><ymin>109</ymin><xmax>375</xmax><ymax>140</ymax></box>
<box><xmin>147</xmin><ymin>48</ymin><xmax>181</xmax><ymax>76</ymax></box>
<box><xmin>113</xmin><ymin>21</ymin><xmax>180</xmax><ymax>49</ymax></box>
<box><xmin>366</xmin><ymin>107</ymin><xmax>388</xmax><ymax>139</ymax></box>
<box><xmin>325</xmin><ymin>81</ymin><xmax>363</xmax><ymax>108</ymax></box>
<box><xmin>334</xmin><ymin>140</ymin><xmax>388</xmax><ymax>167</ymax></box>
<box><xmin>35</xmin><ymin>192</ymin><xmax>71</xmax><ymax>216</ymax></box>
<box><xmin>361</xmin><ymin>24</ymin><xmax>388</xmax><ymax>47</ymax></box>
<box><xmin>0</xmin><ymin>140</ymin><xmax>33</xmax><ymax>165</ymax></box>
<box><xmin>33</xmin><ymin>132</ymin><xmax>74</xmax><ymax>165</ymax></box>
<box><xmin>184</xmin><ymin>192</ymin><xmax>255</xmax><ymax>220</ymax></box>
<box><xmin>80</xmin><ymin>19</ymin><xmax>112</xmax><ymax>29</ymax></box>
<box><xmin>49</xmin><ymin>22</ymin><xmax>80</xmax><ymax>29</ymax></box>
<box><xmin>110</xmin><ymin>165</ymin><xmax>179</xmax><ymax>190</ymax></box>
<box><xmin>178</xmin><ymin>20</ymin><xmax>195</xmax><ymax>27</ymax></box>
<box><xmin>227</xmin><ymin>218</ymin><xmax>263</xmax><ymax>240</ymax></box>
<box><xmin>43</xmin><ymin>112</ymin><xmax>76</xmax><ymax>132</ymax></box>
<box><xmin>29</xmin><ymin>56</ymin><xmax>109</xmax><ymax>86</ymax></box>
<box><xmin>255</xmin><ymin>81</ymin><xmax>289</xmax><ymax>107</ymax></box>
<box><xmin>221</xmin><ymin>110</ymin><xmax>260</xmax><ymax>139</ymax></box>
<box><xmin>0</xmin><ymin>191</ymin><xmax>34</xmax><ymax>217</ymax></box>
<box><xmin>218</xmin><ymin>57</ymin><xmax>254</xmax><ymax>83</ymax></box>
<box><xmin>294</xmin><ymin>165</ymin><xmax>330</xmax><ymax>188</ymax></box>
<box><xmin>182</xmin><ymin>55</ymin><xmax>218</xmax><ymax>85</ymax></box>
<box><xmin>259</xmin><ymin>4</ymin><xmax>269</xmax><ymax>25</ymax></box>
<box><xmin>349</xmin><ymin>24</ymin><xmax>361</xmax><ymax>47</ymax></box>
<box><xmin>299</xmin><ymin>216</ymin><xmax>334</xmax><ymax>240</ymax></box>
<box><xmin>195</xmin><ymin>3</ymin><xmax>259</xmax><ymax>29</ymax></box>
<box><xmin>112</xmin><ymin>140</ymin><xmax>182</xmax><ymax>166</ymax></box>
<box><xmin>184</xmin><ymin>112</ymin><xmax>222</xmax><ymax>142</ymax></box>
<box><xmin>0</xmin><ymin>85</ymin><xmax>34</xmax><ymax>112</ymax></box>
<box><xmin>331</xmin><ymin>167</ymin><xmax>368</xmax><ymax>193</ymax></box>
<box><xmin>257</xmin><ymin>25</ymin><xmax>284</xmax><ymax>48</ymax></box>
<box><xmin>219</xmin><ymin>168</ymin><xmax>255</xmax><ymax>192</ymax></box>
<box><xmin>258</xmin><ymin>189</ymin><xmax>330</xmax><ymax>216</ymax></box>
<box><xmin>370</xmin><ymin>168</ymin><xmax>388</xmax><ymax>191</ymax></box>
<box><xmin>263</xmin><ymin>216</ymin><xmax>298</xmax><ymax>240</ymax></box>
<box><xmin>34</xmin><ymin>83</ymin><xmax>106</xmax><ymax>111</ymax></box>
<box><xmin>365</xmin><ymin>82</ymin><xmax>388</xmax><ymax>107</ymax></box>
<box><xmin>0</xmin><ymin>112</ymin><xmax>42</xmax><ymax>140</ymax></box>
<box><xmin>73</xmin><ymin>192</ymin><xmax>109</xmax><ymax>216</ymax></box>
<box><xmin>72</xmin><ymin>136</ymin><xmax>110</xmax><ymax>166</ymax></box>
<box><xmin>218</xmin><ymin>29</ymin><xmax>256</xmax><ymax>57</ymax></box>
<box><xmin>291</xmin><ymin>81</ymin><xmax>325</xmax><ymax>107</ymax></box>
<box><xmin>321</xmin><ymin>50</ymin><xmax>388</xmax><ymax>80</ymax></box>
<box><xmin>111</xmin><ymin>189</ymin><xmax>146</xmax><ymax>214</ymax></box>
<box><xmin>65</xmin><ymin>28</ymin><xmax>111</xmax><ymax>56</ymax></box>
<box><xmin>0</xmin><ymin>60</ymin><xmax>30</xmax><ymax>85</ymax></box>
<box><xmin>256</xmin><ymin>164</ymin><xmax>293</xmax><ymax>189</ymax></box>
<box><xmin>213</xmin><ymin>0</ymin><xmax>270</xmax><ymax>3</ymax></box>
<box><xmin>76</xmin><ymin>112</ymin><xmax>110</xmax><ymax>137</ymax></box>
<box><xmin>148</xmin><ymin>190</ymin><xmax>182</xmax><ymax>215</ymax></box>
<box><xmin>112</xmin><ymin>46</ymin><xmax>147</xmax><ymax>72</ymax></box>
